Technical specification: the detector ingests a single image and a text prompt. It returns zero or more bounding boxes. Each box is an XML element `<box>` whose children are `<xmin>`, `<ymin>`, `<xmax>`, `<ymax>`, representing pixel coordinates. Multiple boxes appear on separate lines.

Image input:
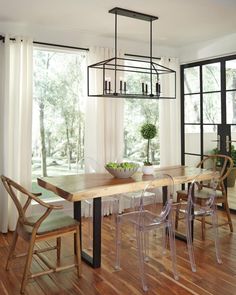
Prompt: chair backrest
<box><xmin>84</xmin><ymin>157</ymin><xmax>103</xmax><ymax>173</ymax></box>
<box><xmin>1</xmin><ymin>175</ymin><xmax>32</xmax><ymax>225</ymax></box>
<box><xmin>187</xmin><ymin>171</ymin><xmax>219</xmax><ymax>213</ymax></box>
<box><xmin>139</xmin><ymin>173</ymin><xmax>175</xmax><ymax>221</ymax></box>
<box><xmin>196</xmin><ymin>154</ymin><xmax>233</xmax><ymax>182</ymax></box>
<box><xmin>1</xmin><ymin>175</ymin><xmax>61</xmax><ymax>232</ymax></box>
<box><xmin>196</xmin><ymin>154</ymin><xmax>233</xmax><ymax>196</ymax></box>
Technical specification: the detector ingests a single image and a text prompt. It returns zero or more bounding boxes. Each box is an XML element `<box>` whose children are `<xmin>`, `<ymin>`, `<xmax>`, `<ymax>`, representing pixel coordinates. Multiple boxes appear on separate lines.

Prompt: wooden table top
<box><xmin>37</xmin><ymin>165</ymin><xmax>215</xmax><ymax>202</ymax></box>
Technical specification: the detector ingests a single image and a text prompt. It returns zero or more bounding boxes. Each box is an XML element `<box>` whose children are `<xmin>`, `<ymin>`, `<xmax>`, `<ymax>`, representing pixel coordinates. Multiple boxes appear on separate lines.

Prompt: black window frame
<box><xmin>180</xmin><ymin>54</ymin><xmax>236</xmax><ymax>166</ymax></box>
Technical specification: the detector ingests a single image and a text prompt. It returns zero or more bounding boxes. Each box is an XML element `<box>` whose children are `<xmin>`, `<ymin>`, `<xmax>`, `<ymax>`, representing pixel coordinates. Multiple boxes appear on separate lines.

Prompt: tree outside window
<box><xmin>32</xmin><ymin>48</ymin><xmax>86</xmax><ymax>198</ymax></box>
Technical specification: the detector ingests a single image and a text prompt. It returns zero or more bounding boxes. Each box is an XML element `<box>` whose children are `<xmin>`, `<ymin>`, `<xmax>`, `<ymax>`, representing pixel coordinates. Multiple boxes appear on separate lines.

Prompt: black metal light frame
<box><xmin>87</xmin><ymin>7</ymin><xmax>176</xmax><ymax>99</ymax></box>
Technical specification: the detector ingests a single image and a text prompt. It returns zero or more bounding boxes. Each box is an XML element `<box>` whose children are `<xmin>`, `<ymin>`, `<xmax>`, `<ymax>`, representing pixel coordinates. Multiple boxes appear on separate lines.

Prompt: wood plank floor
<box><xmin>1</xmin><ymin>210</ymin><xmax>236</xmax><ymax>295</ymax></box>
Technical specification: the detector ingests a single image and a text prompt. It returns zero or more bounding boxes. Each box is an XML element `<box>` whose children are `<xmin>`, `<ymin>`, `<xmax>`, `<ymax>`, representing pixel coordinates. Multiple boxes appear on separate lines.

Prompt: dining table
<box><xmin>37</xmin><ymin>165</ymin><xmax>215</xmax><ymax>268</ymax></box>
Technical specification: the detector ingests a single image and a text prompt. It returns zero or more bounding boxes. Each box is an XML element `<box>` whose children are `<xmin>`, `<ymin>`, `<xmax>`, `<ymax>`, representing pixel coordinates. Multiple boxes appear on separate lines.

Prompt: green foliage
<box><xmin>140</xmin><ymin>123</ymin><xmax>157</xmax><ymax>140</ymax></box>
<box><xmin>140</xmin><ymin>123</ymin><xmax>157</xmax><ymax>165</ymax></box>
<box><xmin>211</xmin><ymin>145</ymin><xmax>236</xmax><ymax>166</ymax></box>
<box><xmin>105</xmin><ymin>162</ymin><xmax>138</xmax><ymax>169</ymax></box>
<box><xmin>32</xmin><ymin>49</ymin><xmax>86</xmax><ymax>177</ymax></box>
<box><xmin>231</xmin><ymin>146</ymin><xmax>236</xmax><ymax>165</ymax></box>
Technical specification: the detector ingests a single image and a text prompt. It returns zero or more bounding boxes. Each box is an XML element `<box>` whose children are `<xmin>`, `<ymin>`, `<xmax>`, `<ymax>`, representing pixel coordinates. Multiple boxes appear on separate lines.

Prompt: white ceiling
<box><xmin>0</xmin><ymin>0</ymin><xmax>236</xmax><ymax>47</ymax></box>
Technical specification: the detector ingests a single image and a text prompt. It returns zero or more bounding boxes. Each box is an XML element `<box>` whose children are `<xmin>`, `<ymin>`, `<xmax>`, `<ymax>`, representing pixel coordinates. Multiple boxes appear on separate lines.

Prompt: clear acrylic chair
<box><xmin>121</xmin><ymin>167</ymin><xmax>158</xmax><ymax>240</ymax></box>
<box><xmin>119</xmin><ymin>189</ymin><xmax>158</xmax><ymax>242</ymax></box>
<box><xmin>114</xmin><ymin>174</ymin><xmax>179</xmax><ymax>292</ymax></box>
<box><xmin>176</xmin><ymin>172</ymin><xmax>222</xmax><ymax>272</ymax></box>
<box><xmin>123</xmin><ymin>190</ymin><xmax>157</xmax><ymax>211</ymax></box>
<box><xmin>175</xmin><ymin>154</ymin><xmax>233</xmax><ymax>239</ymax></box>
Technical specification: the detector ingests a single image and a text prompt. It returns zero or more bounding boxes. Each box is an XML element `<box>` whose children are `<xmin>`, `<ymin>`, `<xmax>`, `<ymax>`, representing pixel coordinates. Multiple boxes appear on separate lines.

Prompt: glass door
<box><xmin>224</xmin><ymin>59</ymin><xmax>236</xmax><ymax>209</ymax></box>
<box><xmin>181</xmin><ymin>55</ymin><xmax>236</xmax><ymax>210</ymax></box>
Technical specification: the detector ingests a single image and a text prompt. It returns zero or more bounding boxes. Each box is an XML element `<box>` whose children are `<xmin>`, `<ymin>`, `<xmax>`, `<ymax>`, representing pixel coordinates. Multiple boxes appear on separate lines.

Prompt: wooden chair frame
<box><xmin>1</xmin><ymin>175</ymin><xmax>81</xmax><ymax>294</ymax></box>
<box><xmin>175</xmin><ymin>154</ymin><xmax>234</xmax><ymax>240</ymax></box>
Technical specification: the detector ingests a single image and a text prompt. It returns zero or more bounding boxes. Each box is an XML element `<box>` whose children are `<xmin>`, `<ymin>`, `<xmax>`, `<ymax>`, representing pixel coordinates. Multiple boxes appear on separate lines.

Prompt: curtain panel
<box><xmin>0</xmin><ymin>36</ymin><xmax>33</xmax><ymax>232</ymax></box>
<box><xmin>159</xmin><ymin>57</ymin><xmax>181</xmax><ymax>166</ymax></box>
<box><xmin>85</xmin><ymin>47</ymin><xmax>124</xmax><ymax>171</ymax></box>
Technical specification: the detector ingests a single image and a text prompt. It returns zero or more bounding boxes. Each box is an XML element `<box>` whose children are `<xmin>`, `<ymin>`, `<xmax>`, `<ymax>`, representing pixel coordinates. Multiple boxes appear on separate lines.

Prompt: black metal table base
<box><xmin>74</xmin><ymin>198</ymin><xmax>101</xmax><ymax>268</ymax></box>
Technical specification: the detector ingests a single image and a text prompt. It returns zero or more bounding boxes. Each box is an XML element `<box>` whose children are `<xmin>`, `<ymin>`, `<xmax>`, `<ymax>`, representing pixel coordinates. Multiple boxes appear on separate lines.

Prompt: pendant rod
<box><xmin>114</xmin><ymin>12</ymin><xmax>118</xmax><ymax>94</ymax></box>
<box><xmin>150</xmin><ymin>20</ymin><xmax>153</xmax><ymax>96</ymax></box>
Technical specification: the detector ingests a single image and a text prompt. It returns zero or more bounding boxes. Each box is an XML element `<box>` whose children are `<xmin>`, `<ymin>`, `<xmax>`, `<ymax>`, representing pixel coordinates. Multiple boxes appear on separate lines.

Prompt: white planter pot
<box><xmin>142</xmin><ymin>165</ymin><xmax>154</xmax><ymax>175</ymax></box>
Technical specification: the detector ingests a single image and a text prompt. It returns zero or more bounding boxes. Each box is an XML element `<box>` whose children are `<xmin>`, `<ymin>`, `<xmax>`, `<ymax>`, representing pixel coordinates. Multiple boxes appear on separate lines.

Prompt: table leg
<box><xmin>189</xmin><ymin>184</ymin><xmax>195</xmax><ymax>243</ymax></box>
<box><xmin>74</xmin><ymin>198</ymin><xmax>101</xmax><ymax>268</ymax></box>
<box><xmin>92</xmin><ymin>197</ymin><xmax>101</xmax><ymax>267</ymax></box>
<box><xmin>74</xmin><ymin>201</ymin><xmax>82</xmax><ymax>246</ymax></box>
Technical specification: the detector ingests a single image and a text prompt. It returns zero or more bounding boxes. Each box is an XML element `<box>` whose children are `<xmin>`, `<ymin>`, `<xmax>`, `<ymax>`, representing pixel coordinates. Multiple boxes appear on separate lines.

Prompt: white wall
<box><xmin>1</xmin><ymin>21</ymin><xmax>235</xmax><ymax>69</ymax></box>
<box><xmin>180</xmin><ymin>32</ymin><xmax>236</xmax><ymax>64</ymax></box>
<box><xmin>0</xmin><ymin>21</ymin><xmax>178</xmax><ymax>57</ymax></box>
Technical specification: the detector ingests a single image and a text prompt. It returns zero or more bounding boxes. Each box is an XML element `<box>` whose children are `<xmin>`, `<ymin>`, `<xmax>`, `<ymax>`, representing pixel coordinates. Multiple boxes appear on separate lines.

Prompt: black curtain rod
<box><xmin>0</xmin><ymin>35</ymin><xmax>89</xmax><ymax>51</ymax></box>
<box><xmin>34</xmin><ymin>41</ymin><xmax>89</xmax><ymax>51</ymax></box>
<box><xmin>125</xmin><ymin>53</ymin><xmax>161</xmax><ymax>60</ymax></box>
<box><xmin>0</xmin><ymin>35</ymin><xmax>162</xmax><ymax>57</ymax></box>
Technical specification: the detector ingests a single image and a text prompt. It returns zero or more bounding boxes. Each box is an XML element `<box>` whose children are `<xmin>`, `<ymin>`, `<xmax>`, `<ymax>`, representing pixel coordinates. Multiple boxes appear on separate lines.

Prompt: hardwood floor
<box><xmin>1</xmin><ymin>210</ymin><xmax>236</xmax><ymax>295</ymax></box>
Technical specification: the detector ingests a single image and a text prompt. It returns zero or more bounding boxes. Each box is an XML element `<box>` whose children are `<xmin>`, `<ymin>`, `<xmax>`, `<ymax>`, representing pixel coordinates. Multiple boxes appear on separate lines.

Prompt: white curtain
<box><xmin>0</xmin><ymin>36</ymin><xmax>33</xmax><ymax>232</ymax></box>
<box><xmin>85</xmin><ymin>47</ymin><xmax>124</xmax><ymax>172</ymax></box>
<box><xmin>159</xmin><ymin>57</ymin><xmax>181</xmax><ymax>166</ymax></box>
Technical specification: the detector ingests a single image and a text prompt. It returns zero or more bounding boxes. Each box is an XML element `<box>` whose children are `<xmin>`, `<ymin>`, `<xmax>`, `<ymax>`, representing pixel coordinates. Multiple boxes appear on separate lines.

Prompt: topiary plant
<box><xmin>211</xmin><ymin>145</ymin><xmax>236</xmax><ymax>166</ymax></box>
<box><xmin>140</xmin><ymin>123</ymin><xmax>157</xmax><ymax>165</ymax></box>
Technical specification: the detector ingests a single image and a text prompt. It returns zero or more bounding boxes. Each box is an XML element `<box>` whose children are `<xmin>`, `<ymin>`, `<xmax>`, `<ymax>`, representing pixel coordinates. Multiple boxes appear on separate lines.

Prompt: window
<box><xmin>181</xmin><ymin>57</ymin><xmax>236</xmax><ymax>165</ymax></box>
<box><xmin>32</xmin><ymin>47</ymin><xmax>87</xmax><ymax>200</ymax></box>
<box><xmin>181</xmin><ymin>54</ymin><xmax>236</xmax><ymax>210</ymax></box>
<box><xmin>182</xmin><ymin>61</ymin><xmax>223</xmax><ymax>166</ymax></box>
<box><xmin>124</xmin><ymin>68</ymin><xmax>159</xmax><ymax>164</ymax></box>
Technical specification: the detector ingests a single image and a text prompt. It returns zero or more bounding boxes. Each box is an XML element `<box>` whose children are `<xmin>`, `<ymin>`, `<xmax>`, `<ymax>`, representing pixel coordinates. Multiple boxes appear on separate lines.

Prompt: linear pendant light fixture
<box><xmin>87</xmin><ymin>7</ymin><xmax>176</xmax><ymax>99</ymax></box>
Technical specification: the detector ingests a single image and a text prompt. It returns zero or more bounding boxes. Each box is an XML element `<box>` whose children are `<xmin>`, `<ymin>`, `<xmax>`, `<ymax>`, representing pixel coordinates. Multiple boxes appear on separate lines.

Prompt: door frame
<box><xmin>180</xmin><ymin>54</ymin><xmax>236</xmax><ymax>212</ymax></box>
